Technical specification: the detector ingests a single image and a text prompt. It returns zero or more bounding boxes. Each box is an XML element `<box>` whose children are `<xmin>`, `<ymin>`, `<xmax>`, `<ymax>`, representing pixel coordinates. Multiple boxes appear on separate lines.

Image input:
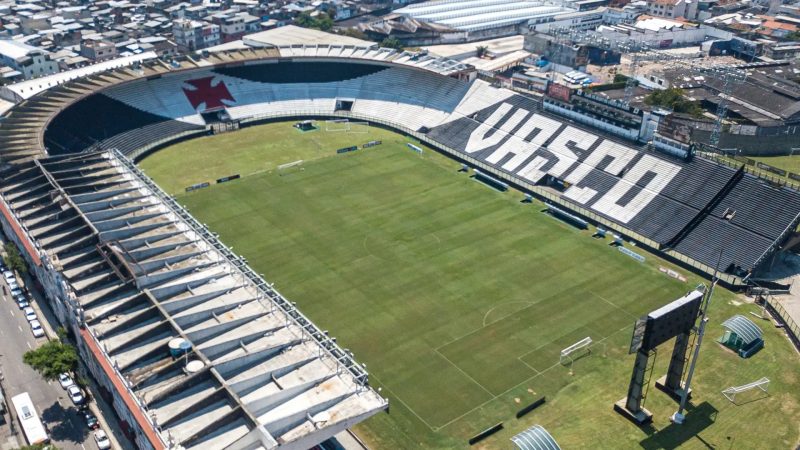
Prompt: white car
<box><xmin>59</xmin><ymin>373</ymin><xmax>75</xmax><ymax>389</ymax></box>
<box><xmin>2</xmin><ymin>270</ymin><xmax>13</xmax><ymax>282</ymax></box>
<box><xmin>30</xmin><ymin>320</ymin><xmax>44</xmax><ymax>338</ymax></box>
<box><xmin>7</xmin><ymin>280</ymin><xmax>19</xmax><ymax>291</ymax></box>
<box><xmin>67</xmin><ymin>385</ymin><xmax>84</xmax><ymax>405</ymax></box>
<box><xmin>94</xmin><ymin>430</ymin><xmax>111</xmax><ymax>450</ymax></box>
<box><xmin>23</xmin><ymin>307</ymin><xmax>37</xmax><ymax>322</ymax></box>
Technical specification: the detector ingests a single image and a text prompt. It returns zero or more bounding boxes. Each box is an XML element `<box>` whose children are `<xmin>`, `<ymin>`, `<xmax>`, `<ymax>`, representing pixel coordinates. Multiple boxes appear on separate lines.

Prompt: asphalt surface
<box><xmin>0</xmin><ymin>276</ymin><xmax>98</xmax><ymax>450</ymax></box>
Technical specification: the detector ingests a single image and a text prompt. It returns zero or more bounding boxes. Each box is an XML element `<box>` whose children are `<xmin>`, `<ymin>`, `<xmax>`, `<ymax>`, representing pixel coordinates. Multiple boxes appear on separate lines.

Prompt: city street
<box><xmin>0</xmin><ymin>278</ymin><xmax>95</xmax><ymax>450</ymax></box>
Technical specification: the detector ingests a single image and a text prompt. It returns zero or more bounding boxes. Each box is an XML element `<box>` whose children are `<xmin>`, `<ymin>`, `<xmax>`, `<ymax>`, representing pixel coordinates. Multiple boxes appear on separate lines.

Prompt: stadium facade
<box><xmin>1</xmin><ymin>42</ymin><xmax>800</xmax><ymax>448</ymax></box>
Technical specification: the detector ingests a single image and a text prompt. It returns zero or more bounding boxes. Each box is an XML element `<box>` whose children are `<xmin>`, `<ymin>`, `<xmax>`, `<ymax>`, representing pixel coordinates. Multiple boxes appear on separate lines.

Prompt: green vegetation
<box><xmin>380</xmin><ymin>37</ymin><xmax>404</xmax><ymax>51</ymax></box>
<box><xmin>15</xmin><ymin>444</ymin><xmax>60</xmax><ymax>450</ymax></box>
<box><xmin>338</xmin><ymin>28</ymin><xmax>368</xmax><ymax>40</ymax></box>
<box><xmin>294</xmin><ymin>12</ymin><xmax>333</xmax><ymax>32</ymax></box>
<box><xmin>23</xmin><ymin>339</ymin><xmax>78</xmax><ymax>381</ymax></box>
<box><xmin>645</xmin><ymin>87</ymin><xmax>704</xmax><ymax>117</ymax></box>
<box><xmin>142</xmin><ymin>121</ymin><xmax>800</xmax><ymax>449</ymax></box>
<box><xmin>475</xmin><ymin>45</ymin><xmax>488</xmax><ymax>57</ymax></box>
<box><xmin>4</xmin><ymin>242</ymin><xmax>27</xmax><ymax>275</ymax></box>
<box><xmin>752</xmin><ymin>154</ymin><xmax>800</xmax><ymax>174</ymax></box>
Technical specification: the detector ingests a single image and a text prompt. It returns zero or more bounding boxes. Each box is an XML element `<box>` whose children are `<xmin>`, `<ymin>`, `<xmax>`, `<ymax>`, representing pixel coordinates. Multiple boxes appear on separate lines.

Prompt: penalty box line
<box><xmin>433</xmin><ymin>323</ymin><xmax>634</xmax><ymax>432</ymax></box>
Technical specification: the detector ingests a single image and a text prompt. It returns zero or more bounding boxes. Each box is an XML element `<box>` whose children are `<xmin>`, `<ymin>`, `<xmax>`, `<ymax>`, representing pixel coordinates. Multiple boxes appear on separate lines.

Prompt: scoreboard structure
<box><xmin>615</xmin><ymin>288</ymin><xmax>705</xmax><ymax>424</ymax></box>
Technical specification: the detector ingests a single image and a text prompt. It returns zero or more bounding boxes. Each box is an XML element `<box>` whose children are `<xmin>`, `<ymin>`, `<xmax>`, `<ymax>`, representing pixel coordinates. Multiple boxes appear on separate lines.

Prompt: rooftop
<box><xmin>242</xmin><ymin>25</ymin><xmax>374</xmax><ymax>47</ymax></box>
<box><xmin>0</xmin><ymin>150</ymin><xmax>388</xmax><ymax>449</ymax></box>
<box><xmin>0</xmin><ymin>39</ymin><xmax>47</xmax><ymax>60</ymax></box>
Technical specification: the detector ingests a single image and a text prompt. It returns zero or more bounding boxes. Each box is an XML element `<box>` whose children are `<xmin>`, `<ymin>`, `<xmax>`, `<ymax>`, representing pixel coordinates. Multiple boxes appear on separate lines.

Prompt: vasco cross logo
<box><xmin>182</xmin><ymin>76</ymin><xmax>235</xmax><ymax>110</ymax></box>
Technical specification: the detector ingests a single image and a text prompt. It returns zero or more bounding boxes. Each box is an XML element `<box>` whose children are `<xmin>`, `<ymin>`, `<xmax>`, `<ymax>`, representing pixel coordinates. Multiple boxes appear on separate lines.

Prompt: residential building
<box><xmin>0</xmin><ymin>39</ymin><xmax>59</xmax><ymax>79</ymax></box>
<box><xmin>172</xmin><ymin>18</ymin><xmax>220</xmax><ymax>50</ymax></box>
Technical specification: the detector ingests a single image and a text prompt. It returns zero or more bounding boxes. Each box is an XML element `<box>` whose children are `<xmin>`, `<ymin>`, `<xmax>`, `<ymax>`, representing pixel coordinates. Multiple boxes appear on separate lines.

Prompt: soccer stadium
<box><xmin>1</xmin><ymin>43</ymin><xmax>800</xmax><ymax>450</ymax></box>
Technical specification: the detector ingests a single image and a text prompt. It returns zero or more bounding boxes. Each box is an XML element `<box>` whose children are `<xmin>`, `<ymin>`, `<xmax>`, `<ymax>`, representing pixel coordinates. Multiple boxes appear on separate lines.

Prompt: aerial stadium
<box><xmin>0</xmin><ymin>40</ymin><xmax>799</xmax><ymax>450</ymax></box>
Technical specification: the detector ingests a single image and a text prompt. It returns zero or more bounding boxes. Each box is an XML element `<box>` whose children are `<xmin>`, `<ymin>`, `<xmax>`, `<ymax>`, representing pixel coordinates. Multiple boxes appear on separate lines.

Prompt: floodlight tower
<box><xmin>707</xmin><ymin>67</ymin><xmax>748</xmax><ymax>148</ymax></box>
<box><xmin>620</xmin><ymin>42</ymin><xmax>648</xmax><ymax>107</ymax></box>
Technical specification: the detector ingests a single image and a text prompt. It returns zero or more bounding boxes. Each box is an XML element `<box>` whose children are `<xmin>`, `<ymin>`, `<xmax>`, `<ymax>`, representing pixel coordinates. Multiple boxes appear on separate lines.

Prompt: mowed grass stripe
<box><xmin>180</xmin><ymin>145</ymin><xmax>684</xmax><ymax>425</ymax></box>
<box><xmin>145</xmin><ymin>122</ymin><xmax>800</xmax><ymax>450</ymax></box>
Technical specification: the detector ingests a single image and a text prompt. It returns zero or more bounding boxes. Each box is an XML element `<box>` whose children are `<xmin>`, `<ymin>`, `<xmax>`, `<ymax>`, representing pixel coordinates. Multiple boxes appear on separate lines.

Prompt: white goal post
<box><xmin>324</xmin><ymin>119</ymin><xmax>370</xmax><ymax>133</ymax></box>
<box><xmin>560</xmin><ymin>336</ymin><xmax>592</xmax><ymax>365</ymax></box>
<box><xmin>722</xmin><ymin>377</ymin><xmax>770</xmax><ymax>403</ymax></box>
<box><xmin>325</xmin><ymin>119</ymin><xmax>350</xmax><ymax>132</ymax></box>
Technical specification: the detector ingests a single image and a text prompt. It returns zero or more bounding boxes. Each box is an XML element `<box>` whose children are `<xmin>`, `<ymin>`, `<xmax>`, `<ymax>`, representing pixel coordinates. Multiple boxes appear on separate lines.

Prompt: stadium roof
<box><xmin>0</xmin><ymin>150</ymin><xmax>388</xmax><ymax>449</ymax></box>
<box><xmin>396</xmin><ymin>0</ymin><xmax>574</xmax><ymax>32</ymax></box>
<box><xmin>0</xmin><ymin>51</ymin><xmax>158</xmax><ymax>102</ymax></box>
<box><xmin>242</xmin><ymin>25</ymin><xmax>374</xmax><ymax>48</ymax></box>
<box><xmin>0</xmin><ymin>45</ymin><xmax>469</xmax><ymax>164</ymax></box>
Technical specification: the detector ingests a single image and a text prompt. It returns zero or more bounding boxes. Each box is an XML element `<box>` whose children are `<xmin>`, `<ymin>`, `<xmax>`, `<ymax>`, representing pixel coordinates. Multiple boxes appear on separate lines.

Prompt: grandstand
<box><xmin>1</xmin><ymin>45</ymin><xmax>798</xmax><ymax>284</ymax></box>
<box><xmin>0</xmin><ymin>150</ymin><xmax>387</xmax><ymax>449</ymax></box>
<box><xmin>0</xmin><ymin>40</ymin><xmax>799</xmax><ymax>450</ymax></box>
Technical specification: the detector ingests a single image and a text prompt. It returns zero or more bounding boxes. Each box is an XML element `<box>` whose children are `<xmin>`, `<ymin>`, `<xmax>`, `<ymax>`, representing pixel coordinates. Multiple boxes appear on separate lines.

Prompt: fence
<box><xmin>765</xmin><ymin>299</ymin><xmax>800</xmax><ymax>351</ymax></box>
<box><xmin>116</xmin><ymin>108</ymin><xmax>746</xmax><ymax>287</ymax></box>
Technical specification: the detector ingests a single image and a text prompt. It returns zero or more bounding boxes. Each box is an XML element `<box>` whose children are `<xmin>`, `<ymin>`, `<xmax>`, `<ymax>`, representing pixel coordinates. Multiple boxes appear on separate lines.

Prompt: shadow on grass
<box><xmin>41</xmin><ymin>401</ymin><xmax>89</xmax><ymax>444</ymax></box>
<box><xmin>639</xmin><ymin>401</ymin><xmax>718</xmax><ymax>450</ymax></box>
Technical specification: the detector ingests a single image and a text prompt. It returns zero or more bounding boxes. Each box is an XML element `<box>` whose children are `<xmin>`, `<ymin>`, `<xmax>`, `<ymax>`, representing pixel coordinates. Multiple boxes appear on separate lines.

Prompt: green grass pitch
<box><xmin>140</xmin><ymin>121</ymin><xmax>800</xmax><ymax>449</ymax></box>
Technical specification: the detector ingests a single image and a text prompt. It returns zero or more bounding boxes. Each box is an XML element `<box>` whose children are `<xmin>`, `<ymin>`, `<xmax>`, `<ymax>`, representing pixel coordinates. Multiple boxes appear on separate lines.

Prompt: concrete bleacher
<box><xmin>34</xmin><ymin>60</ymin><xmax>800</xmax><ymax>278</ymax></box>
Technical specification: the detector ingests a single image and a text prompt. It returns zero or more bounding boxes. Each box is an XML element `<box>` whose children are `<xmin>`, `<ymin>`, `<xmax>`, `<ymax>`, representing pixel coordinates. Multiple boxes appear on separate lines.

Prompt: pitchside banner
<box><xmin>217</xmin><ymin>174</ymin><xmax>241</xmax><ymax>184</ymax></box>
<box><xmin>185</xmin><ymin>182</ymin><xmax>210</xmax><ymax>192</ymax></box>
<box><xmin>756</xmin><ymin>162</ymin><xmax>787</xmax><ymax>177</ymax></box>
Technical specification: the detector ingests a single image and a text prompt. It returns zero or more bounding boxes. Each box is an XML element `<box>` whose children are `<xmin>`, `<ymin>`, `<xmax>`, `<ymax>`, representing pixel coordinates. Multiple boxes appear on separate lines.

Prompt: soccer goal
<box><xmin>722</xmin><ymin>377</ymin><xmax>770</xmax><ymax>403</ymax></box>
<box><xmin>348</xmin><ymin>121</ymin><xmax>370</xmax><ymax>133</ymax></box>
<box><xmin>325</xmin><ymin>119</ymin><xmax>351</xmax><ymax>132</ymax></box>
<box><xmin>560</xmin><ymin>336</ymin><xmax>592</xmax><ymax>366</ymax></box>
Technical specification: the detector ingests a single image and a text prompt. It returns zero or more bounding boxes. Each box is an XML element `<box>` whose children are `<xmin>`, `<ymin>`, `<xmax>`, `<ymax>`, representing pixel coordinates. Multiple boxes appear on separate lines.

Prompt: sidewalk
<box><xmin>2</xmin><ymin>242</ymin><xmax>131</xmax><ymax>450</ymax></box>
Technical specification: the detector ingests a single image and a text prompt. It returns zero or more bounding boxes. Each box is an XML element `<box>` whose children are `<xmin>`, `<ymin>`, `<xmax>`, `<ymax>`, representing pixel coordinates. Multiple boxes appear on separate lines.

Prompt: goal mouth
<box><xmin>324</xmin><ymin>119</ymin><xmax>370</xmax><ymax>133</ymax></box>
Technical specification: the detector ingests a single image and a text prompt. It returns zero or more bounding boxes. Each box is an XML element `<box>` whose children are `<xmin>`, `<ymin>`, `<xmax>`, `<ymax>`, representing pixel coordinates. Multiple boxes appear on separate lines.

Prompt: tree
<box><xmin>380</xmin><ymin>37</ymin><xmax>404</xmax><ymax>51</ymax></box>
<box><xmin>294</xmin><ymin>12</ymin><xmax>333</xmax><ymax>32</ymax></box>
<box><xmin>339</xmin><ymin>28</ymin><xmax>367</xmax><ymax>40</ymax></box>
<box><xmin>476</xmin><ymin>45</ymin><xmax>488</xmax><ymax>58</ymax></box>
<box><xmin>23</xmin><ymin>339</ymin><xmax>78</xmax><ymax>381</ymax></box>
<box><xmin>644</xmin><ymin>87</ymin><xmax>704</xmax><ymax>117</ymax></box>
<box><xmin>4</xmin><ymin>242</ymin><xmax>27</xmax><ymax>275</ymax></box>
<box><xmin>16</xmin><ymin>444</ymin><xmax>61</xmax><ymax>450</ymax></box>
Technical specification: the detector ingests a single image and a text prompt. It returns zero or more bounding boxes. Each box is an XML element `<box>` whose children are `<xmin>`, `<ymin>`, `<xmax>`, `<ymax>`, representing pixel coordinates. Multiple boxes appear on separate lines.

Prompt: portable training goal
<box><xmin>560</xmin><ymin>336</ymin><xmax>592</xmax><ymax>365</ymax></box>
<box><xmin>325</xmin><ymin>119</ymin><xmax>370</xmax><ymax>133</ymax></box>
<box><xmin>722</xmin><ymin>377</ymin><xmax>770</xmax><ymax>403</ymax></box>
<box><xmin>325</xmin><ymin>119</ymin><xmax>351</xmax><ymax>132</ymax></box>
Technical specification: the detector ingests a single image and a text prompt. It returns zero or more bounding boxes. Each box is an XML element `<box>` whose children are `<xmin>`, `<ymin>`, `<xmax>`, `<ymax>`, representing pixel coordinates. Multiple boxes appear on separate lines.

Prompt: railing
<box><xmin>233</xmin><ymin>109</ymin><xmax>745</xmax><ymax>286</ymax></box>
<box><xmin>111</xmin><ymin>149</ymin><xmax>372</xmax><ymax>387</ymax></box>
<box><xmin>765</xmin><ymin>298</ymin><xmax>800</xmax><ymax>351</ymax></box>
<box><xmin>82</xmin><ymin>108</ymin><xmax>747</xmax><ymax>287</ymax></box>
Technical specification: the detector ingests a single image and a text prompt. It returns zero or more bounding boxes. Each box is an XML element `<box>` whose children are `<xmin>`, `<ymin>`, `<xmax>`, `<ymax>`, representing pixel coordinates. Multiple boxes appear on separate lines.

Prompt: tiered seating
<box><xmin>674</xmin><ymin>215</ymin><xmax>774</xmax><ymax>271</ymax></box>
<box><xmin>712</xmin><ymin>175</ymin><xmax>800</xmax><ymax>239</ymax></box>
<box><xmin>94</xmin><ymin>121</ymin><xmax>205</xmax><ymax>156</ymax></box>
<box><xmin>44</xmin><ymin>94</ymin><xmax>194</xmax><ymax>155</ymax></box>
<box><xmin>216</xmin><ymin>61</ymin><xmax>387</xmax><ymax>84</ymax></box>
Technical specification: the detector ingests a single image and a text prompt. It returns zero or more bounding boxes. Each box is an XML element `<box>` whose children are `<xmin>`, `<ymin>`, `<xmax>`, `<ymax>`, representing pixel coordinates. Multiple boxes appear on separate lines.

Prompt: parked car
<box><xmin>30</xmin><ymin>320</ymin><xmax>44</xmax><ymax>338</ymax></box>
<box><xmin>85</xmin><ymin>413</ymin><xmax>99</xmax><ymax>430</ymax></box>
<box><xmin>84</xmin><ymin>412</ymin><xmax>99</xmax><ymax>430</ymax></box>
<box><xmin>94</xmin><ymin>429</ymin><xmax>111</xmax><ymax>450</ymax></box>
<box><xmin>2</xmin><ymin>270</ymin><xmax>14</xmax><ymax>282</ymax></box>
<box><xmin>10</xmin><ymin>288</ymin><xmax>22</xmax><ymax>297</ymax></box>
<box><xmin>16</xmin><ymin>297</ymin><xmax>29</xmax><ymax>309</ymax></box>
<box><xmin>7</xmin><ymin>280</ymin><xmax>19</xmax><ymax>291</ymax></box>
<box><xmin>67</xmin><ymin>385</ymin><xmax>84</xmax><ymax>406</ymax></box>
<box><xmin>59</xmin><ymin>373</ymin><xmax>75</xmax><ymax>389</ymax></box>
<box><xmin>23</xmin><ymin>307</ymin><xmax>37</xmax><ymax>322</ymax></box>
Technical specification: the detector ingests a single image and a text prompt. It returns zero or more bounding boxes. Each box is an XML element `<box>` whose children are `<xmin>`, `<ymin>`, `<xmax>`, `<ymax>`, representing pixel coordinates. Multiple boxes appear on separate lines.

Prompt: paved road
<box><xmin>0</xmin><ymin>275</ymin><xmax>98</xmax><ymax>450</ymax></box>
